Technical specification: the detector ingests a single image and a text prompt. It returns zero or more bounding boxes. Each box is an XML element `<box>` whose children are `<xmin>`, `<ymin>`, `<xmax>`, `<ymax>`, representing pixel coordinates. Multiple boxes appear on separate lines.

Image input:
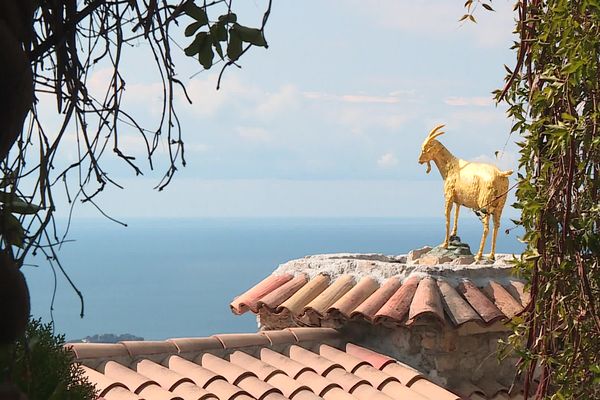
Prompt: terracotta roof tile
<box><xmin>304</xmin><ymin>274</ymin><xmax>355</xmax><ymax>316</ymax></box>
<box><xmin>278</xmin><ymin>274</ymin><xmax>330</xmax><ymax>315</ymax></box>
<box><xmin>327</xmin><ymin>277</ymin><xmax>379</xmax><ymax>318</ymax></box>
<box><xmin>286</xmin><ymin>327</ymin><xmax>340</xmax><ymax>342</ymax></box>
<box><xmin>69</xmin><ymin>343</ymin><xmax>129</xmax><ymax>361</ymax></box>
<box><xmin>408</xmin><ymin>378</ymin><xmax>460</xmax><ymax>400</ymax></box>
<box><xmin>407</xmin><ymin>277</ymin><xmax>444</xmax><ymax>324</ymax></box>
<box><xmin>344</xmin><ymin>343</ymin><xmax>395</xmax><ymax>370</ymax></box>
<box><xmin>230</xmin><ymin>267</ymin><xmax>528</xmax><ymax>332</ymax></box>
<box><xmin>374</xmin><ymin>276</ymin><xmax>420</xmax><ymax>324</ymax></box>
<box><xmin>75</xmin><ymin>328</ymin><xmax>468</xmax><ymax>400</ymax></box>
<box><xmin>350</xmin><ymin>277</ymin><xmax>402</xmax><ymax>321</ymax></box>
<box><xmin>318</xmin><ymin>344</ymin><xmax>370</xmax><ymax>373</ymax></box>
<box><xmin>288</xmin><ymin>345</ymin><xmax>343</xmax><ymax>376</ymax></box>
<box><xmin>457</xmin><ymin>280</ymin><xmax>505</xmax><ymax>324</ymax></box>
<box><xmin>257</xmin><ymin>274</ymin><xmax>308</xmax><ymax>312</ymax></box>
<box><xmin>167</xmin><ymin>337</ymin><xmax>224</xmax><ymax>354</ymax></box>
<box><xmin>481</xmin><ymin>281</ymin><xmax>523</xmax><ymax>318</ymax></box>
<box><xmin>259</xmin><ymin>330</ymin><xmax>297</xmax><ymax>345</ymax></box>
<box><xmin>120</xmin><ymin>340</ymin><xmax>178</xmax><ymax>358</ymax></box>
<box><xmin>212</xmin><ymin>333</ymin><xmax>271</xmax><ymax>349</ymax></box>
<box><xmin>506</xmin><ymin>280</ymin><xmax>530</xmax><ymax>307</ymax></box>
<box><xmin>231</xmin><ymin>274</ymin><xmax>294</xmax><ymax>314</ymax></box>
<box><xmin>436</xmin><ymin>279</ymin><xmax>482</xmax><ymax>326</ymax></box>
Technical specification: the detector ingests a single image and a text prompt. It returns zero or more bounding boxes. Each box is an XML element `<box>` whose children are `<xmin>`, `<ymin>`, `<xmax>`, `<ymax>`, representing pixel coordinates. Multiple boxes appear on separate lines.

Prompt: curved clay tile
<box><xmin>266</xmin><ymin>373</ymin><xmax>314</xmax><ymax>399</ymax></box>
<box><xmin>102</xmin><ymin>361</ymin><xmax>157</xmax><ymax>394</ymax></box>
<box><xmin>350</xmin><ymin>364</ymin><xmax>398</xmax><ymax>390</ymax></box>
<box><xmin>288</xmin><ymin>345</ymin><xmax>343</xmax><ymax>376</ymax></box>
<box><xmin>286</xmin><ymin>327</ymin><xmax>341</xmax><ymax>342</ymax></box>
<box><xmin>323</xmin><ymin>368</ymin><xmax>371</xmax><ymax>394</ymax></box>
<box><xmin>374</xmin><ymin>276</ymin><xmax>421</xmax><ymax>324</ymax></box>
<box><xmin>376</xmin><ymin>379</ymin><xmax>430</xmax><ymax>400</ymax></box>
<box><xmin>380</xmin><ymin>362</ymin><xmax>423</xmax><ymax>387</ymax></box>
<box><xmin>408</xmin><ymin>378</ymin><xmax>460</xmax><ymax>400</ymax></box>
<box><xmin>290</xmin><ymin>389</ymin><xmax>325</xmax><ymax>400</ymax></box>
<box><xmin>452</xmin><ymin>381</ymin><xmax>487</xmax><ymax>400</ymax></box>
<box><xmin>259</xmin><ymin>329</ymin><xmax>297</xmax><ymax>345</ymax></box>
<box><xmin>318</xmin><ymin>344</ymin><xmax>370</xmax><ymax>373</ymax></box>
<box><xmin>212</xmin><ymin>333</ymin><xmax>270</xmax><ymax>349</ymax></box>
<box><xmin>278</xmin><ymin>274</ymin><xmax>330</xmax><ymax>315</ymax></box>
<box><xmin>474</xmin><ymin>378</ymin><xmax>509</xmax><ymax>399</ymax></box>
<box><xmin>235</xmin><ymin>375</ymin><xmax>283</xmax><ymax>400</ymax></box>
<box><xmin>201</xmin><ymin>353</ymin><xmax>255</xmax><ymax>385</ymax></box>
<box><xmin>344</xmin><ymin>343</ymin><xmax>395</xmax><ymax>370</ymax></box>
<box><xmin>102</xmin><ymin>386</ymin><xmax>142</xmax><ymax>400</ymax></box>
<box><xmin>167</xmin><ymin>356</ymin><xmax>224</xmax><ymax>388</ymax></box>
<box><xmin>350</xmin><ymin>383</ymin><xmax>395</xmax><ymax>400</ymax></box>
<box><xmin>81</xmin><ymin>365</ymin><xmax>129</xmax><ymax>397</ymax></box>
<box><xmin>436</xmin><ymin>279</ymin><xmax>482</xmax><ymax>326</ymax></box>
<box><xmin>230</xmin><ymin>274</ymin><xmax>294</xmax><ymax>315</ymax></box>
<box><xmin>230</xmin><ymin>351</ymin><xmax>282</xmax><ymax>381</ymax></box>
<box><xmin>120</xmin><ymin>341</ymin><xmax>178</xmax><ymax>358</ymax></box>
<box><xmin>167</xmin><ymin>337</ymin><xmax>224</xmax><ymax>354</ymax></box>
<box><xmin>172</xmin><ymin>382</ymin><xmax>218</xmax><ymax>400</ymax></box>
<box><xmin>351</xmin><ymin>277</ymin><xmax>402</xmax><ymax>321</ymax></box>
<box><xmin>205</xmin><ymin>379</ymin><xmax>252</xmax><ymax>400</ymax></box>
<box><xmin>407</xmin><ymin>276</ymin><xmax>444</xmax><ymax>324</ymax></box>
<box><xmin>457</xmin><ymin>279</ymin><xmax>505</xmax><ymax>324</ymax></box>
<box><xmin>303</xmin><ymin>275</ymin><xmax>356</xmax><ymax>317</ymax></box>
<box><xmin>482</xmin><ymin>281</ymin><xmax>524</xmax><ymax>318</ymax></box>
<box><xmin>326</xmin><ymin>276</ymin><xmax>379</xmax><ymax>318</ymax></box>
<box><xmin>506</xmin><ymin>280</ymin><xmax>530</xmax><ymax>307</ymax></box>
<box><xmin>136</xmin><ymin>384</ymin><xmax>184</xmax><ymax>400</ymax></box>
<box><xmin>135</xmin><ymin>359</ymin><xmax>194</xmax><ymax>391</ymax></box>
<box><xmin>260</xmin><ymin>348</ymin><xmax>315</xmax><ymax>378</ymax></box>
<box><xmin>68</xmin><ymin>343</ymin><xmax>129</xmax><ymax>361</ymax></box>
<box><xmin>257</xmin><ymin>274</ymin><xmax>308</xmax><ymax>312</ymax></box>
<box><xmin>294</xmin><ymin>370</ymin><xmax>345</xmax><ymax>398</ymax></box>
<box><xmin>320</xmin><ymin>386</ymin><xmax>358</xmax><ymax>400</ymax></box>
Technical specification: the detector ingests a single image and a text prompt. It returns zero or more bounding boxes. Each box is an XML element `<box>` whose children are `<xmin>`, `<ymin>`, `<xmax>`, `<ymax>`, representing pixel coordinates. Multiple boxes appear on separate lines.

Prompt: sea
<box><xmin>22</xmin><ymin>217</ymin><xmax>525</xmax><ymax>341</ymax></box>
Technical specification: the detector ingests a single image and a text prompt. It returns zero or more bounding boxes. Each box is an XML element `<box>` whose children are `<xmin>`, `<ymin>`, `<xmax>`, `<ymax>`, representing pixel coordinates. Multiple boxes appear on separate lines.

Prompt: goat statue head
<box><xmin>418</xmin><ymin>124</ymin><xmax>445</xmax><ymax>174</ymax></box>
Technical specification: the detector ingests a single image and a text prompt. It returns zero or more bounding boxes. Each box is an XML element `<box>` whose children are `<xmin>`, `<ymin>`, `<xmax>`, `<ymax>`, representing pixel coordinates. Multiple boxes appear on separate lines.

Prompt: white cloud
<box><xmin>472</xmin><ymin>151</ymin><xmax>517</xmax><ymax>172</ymax></box>
<box><xmin>236</xmin><ymin>126</ymin><xmax>270</xmax><ymax>142</ymax></box>
<box><xmin>255</xmin><ymin>84</ymin><xmax>300</xmax><ymax>120</ymax></box>
<box><xmin>377</xmin><ymin>152</ymin><xmax>399</xmax><ymax>168</ymax></box>
<box><xmin>342</xmin><ymin>0</ymin><xmax>515</xmax><ymax>48</ymax></box>
<box><xmin>303</xmin><ymin>91</ymin><xmax>415</xmax><ymax>104</ymax></box>
<box><xmin>444</xmin><ymin>96</ymin><xmax>494</xmax><ymax>107</ymax></box>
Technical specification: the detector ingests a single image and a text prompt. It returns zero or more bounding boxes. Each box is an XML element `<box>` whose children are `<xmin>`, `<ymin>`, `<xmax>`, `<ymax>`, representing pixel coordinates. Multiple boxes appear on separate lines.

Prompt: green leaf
<box><xmin>227</xmin><ymin>30</ymin><xmax>243</xmax><ymax>61</ymax></box>
<box><xmin>185</xmin><ymin>21</ymin><xmax>204</xmax><ymax>37</ymax></box>
<box><xmin>198</xmin><ymin>35</ymin><xmax>214</xmax><ymax>69</ymax></box>
<box><xmin>232</xmin><ymin>23</ymin><xmax>267</xmax><ymax>47</ymax></box>
<box><xmin>218</xmin><ymin>12</ymin><xmax>237</xmax><ymax>24</ymax></box>
<box><xmin>459</xmin><ymin>14</ymin><xmax>470</xmax><ymax>22</ymax></box>
<box><xmin>184</xmin><ymin>32</ymin><xmax>208</xmax><ymax>57</ymax></box>
<box><xmin>0</xmin><ymin>191</ymin><xmax>42</xmax><ymax>214</ymax></box>
<box><xmin>482</xmin><ymin>3</ymin><xmax>495</xmax><ymax>11</ymax></box>
<box><xmin>210</xmin><ymin>21</ymin><xmax>228</xmax><ymax>42</ymax></box>
<box><xmin>183</xmin><ymin>2</ymin><xmax>209</xmax><ymax>25</ymax></box>
<box><xmin>2</xmin><ymin>212</ymin><xmax>24</xmax><ymax>248</ymax></box>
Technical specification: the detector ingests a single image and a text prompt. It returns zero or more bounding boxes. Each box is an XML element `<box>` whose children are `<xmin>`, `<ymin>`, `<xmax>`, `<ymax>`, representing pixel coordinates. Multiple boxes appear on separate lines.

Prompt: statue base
<box><xmin>407</xmin><ymin>236</ymin><xmax>492</xmax><ymax>265</ymax></box>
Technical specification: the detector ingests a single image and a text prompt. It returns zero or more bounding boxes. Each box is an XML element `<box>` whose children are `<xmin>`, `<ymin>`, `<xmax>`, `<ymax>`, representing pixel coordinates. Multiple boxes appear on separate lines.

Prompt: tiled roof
<box><xmin>230</xmin><ymin>272</ymin><xmax>529</xmax><ymax>328</ymax></box>
<box><xmin>68</xmin><ymin>327</ymin><xmax>518</xmax><ymax>400</ymax></box>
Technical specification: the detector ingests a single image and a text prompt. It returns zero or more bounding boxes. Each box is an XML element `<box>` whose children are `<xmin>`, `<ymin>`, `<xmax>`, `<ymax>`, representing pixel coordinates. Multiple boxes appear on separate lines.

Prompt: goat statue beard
<box><xmin>426</xmin><ymin>161</ymin><xmax>431</xmax><ymax>174</ymax></box>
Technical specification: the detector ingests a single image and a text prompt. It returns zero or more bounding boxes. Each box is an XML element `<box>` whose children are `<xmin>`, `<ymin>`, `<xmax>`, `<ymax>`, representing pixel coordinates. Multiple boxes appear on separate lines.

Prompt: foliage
<box><xmin>0</xmin><ymin>318</ymin><xmax>97</xmax><ymax>399</ymax></box>
<box><xmin>0</xmin><ymin>0</ymin><xmax>271</xmax><ymax>314</ymax></box>
<box><xmin>488</xmin><ymin>0</ymin><xmax>600</xmax><ymax>398</ymax></box>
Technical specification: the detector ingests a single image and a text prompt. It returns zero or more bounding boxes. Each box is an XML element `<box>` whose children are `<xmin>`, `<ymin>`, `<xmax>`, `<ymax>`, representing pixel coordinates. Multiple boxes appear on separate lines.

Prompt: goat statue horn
<box><xmin>425</xmin><ymin>124</ymin><xmax>446</xmax><ymax>144</ymax></box>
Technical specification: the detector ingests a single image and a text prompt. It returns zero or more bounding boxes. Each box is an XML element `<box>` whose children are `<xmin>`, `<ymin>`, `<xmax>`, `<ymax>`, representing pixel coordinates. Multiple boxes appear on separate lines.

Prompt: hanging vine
<box><xmin>494</xmin><ymin>0</ymin><xmax>600</xmax><ymax>398</ymax></box>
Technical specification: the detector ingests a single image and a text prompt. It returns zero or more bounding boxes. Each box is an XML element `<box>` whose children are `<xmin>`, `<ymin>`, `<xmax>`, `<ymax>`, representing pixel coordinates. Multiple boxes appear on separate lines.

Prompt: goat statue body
<box><xmin>418</xmin><ymin>125</ymin><xmax>513</xmax><ymax>261</ymax></box>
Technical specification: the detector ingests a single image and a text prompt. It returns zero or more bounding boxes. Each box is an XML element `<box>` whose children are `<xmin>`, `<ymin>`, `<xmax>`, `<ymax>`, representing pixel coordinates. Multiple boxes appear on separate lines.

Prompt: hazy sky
<box><xmin>42</xmin><ymin>0</ymin><xmax>520</xmax><ymax>219</ymax></box>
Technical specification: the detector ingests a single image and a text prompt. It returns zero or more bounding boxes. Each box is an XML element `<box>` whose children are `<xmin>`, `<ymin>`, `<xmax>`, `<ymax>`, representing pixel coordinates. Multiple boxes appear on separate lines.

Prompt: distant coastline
<box><xmin>68</xmin><ymin>333</ymin><xmax>143</xmax><ymax>343</ymax></box>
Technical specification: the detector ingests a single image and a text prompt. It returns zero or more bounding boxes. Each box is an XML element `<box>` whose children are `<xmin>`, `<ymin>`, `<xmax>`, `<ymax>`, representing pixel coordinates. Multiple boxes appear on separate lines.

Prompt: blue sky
<box><xmin>42</xmin><ymin>0</ymin><xmax>520</xmax><ymax>219</ymax></box>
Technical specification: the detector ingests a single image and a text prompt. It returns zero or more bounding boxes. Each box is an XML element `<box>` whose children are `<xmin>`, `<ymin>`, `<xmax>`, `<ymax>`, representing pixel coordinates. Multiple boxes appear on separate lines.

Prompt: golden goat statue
<box><xmin>418</xmin><ymin>124</ymin><xmax>513</xmax><ymax>261</ymax></box>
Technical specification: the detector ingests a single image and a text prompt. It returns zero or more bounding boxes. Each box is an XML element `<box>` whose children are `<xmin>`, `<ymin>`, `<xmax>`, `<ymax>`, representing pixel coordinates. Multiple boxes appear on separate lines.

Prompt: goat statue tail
<box><xmin>500</xmin><ymin>169</ymin><xmax>514</xmax><ymax>177</ymax></box>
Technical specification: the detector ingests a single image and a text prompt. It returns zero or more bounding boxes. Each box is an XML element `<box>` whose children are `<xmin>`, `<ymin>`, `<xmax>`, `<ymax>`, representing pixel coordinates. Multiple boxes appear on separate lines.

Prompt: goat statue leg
<box><xmin>442</xmin><ymin>200</ymin><xmax>452</xmax><ymax>248</ymax></box>
<box><xmin>489</xmin><ymin>213</ymin><xmax>501</xmax><ymax>260</ymax></box>
<box><xmin>475</xmin><ymin>214</ymin><xmax>490</xmax><ymax>261</ymax></box>
<box><xmin>451</xmin><ymin>203</ymin><xmax>460</xmax><ymax>237</ymax></box>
